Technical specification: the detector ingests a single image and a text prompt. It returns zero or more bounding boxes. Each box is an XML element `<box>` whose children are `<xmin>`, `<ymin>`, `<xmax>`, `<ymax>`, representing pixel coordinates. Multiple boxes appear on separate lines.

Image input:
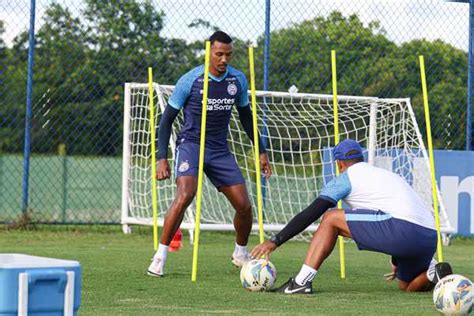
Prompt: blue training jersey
<box><xmin>168</xmin><ymin>65</ymin><xmax>249</xmax><ymax>150</ymax></box>
<box><xmin>318</xmin><ymin>162</ymin><xmax>435</xmax><ymax>229</ymax></box>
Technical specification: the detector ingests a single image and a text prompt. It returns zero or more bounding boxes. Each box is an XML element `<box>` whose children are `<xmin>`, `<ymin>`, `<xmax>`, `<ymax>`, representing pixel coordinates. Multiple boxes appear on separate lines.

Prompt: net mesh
<box><xmin>123</xmin><ymin>83</ymin><xmax>453</xmax><ymax>238</ymax></box>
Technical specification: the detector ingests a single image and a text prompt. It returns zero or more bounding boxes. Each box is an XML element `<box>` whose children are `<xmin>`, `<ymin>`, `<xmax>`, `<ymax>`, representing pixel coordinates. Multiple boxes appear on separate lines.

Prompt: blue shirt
<box><xmin>169</xmin><ymin>65</ymin><xmax>249</xmax><ymax>150</ymax></box>
<box><xmin>319</xmin><ymin>172</ymin><xmax>352</xmax><ymax>204</ymax></box>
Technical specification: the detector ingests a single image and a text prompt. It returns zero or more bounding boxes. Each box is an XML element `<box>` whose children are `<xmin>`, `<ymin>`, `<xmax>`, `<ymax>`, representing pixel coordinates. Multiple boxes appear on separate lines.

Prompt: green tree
<box><xmin>3</xmin><ymin>0</ymin><xmax>201</xmax><ymax>155</ymax></box>
<box><xmin>2</xmin><ymin>8</ymin><xmax>468</xmax><ymax>154</ymax></box>
<box><xmin>0</xmin><ymin>20</ymin><xmax>28</xmax><ymax>153</ymax></box>
<box><xmin>83</xmin><ymin>0</ymin><xmax>199</xmax><ymax>87</ymax></box>
<box><xmin>253</xmin><ymin>11</ymin><xmax>467</xmax><ymax>149</ymax></box>
<box><xmin>0</xmin><ymin>20</ymin><xmax>5</xmax><ymax>59</ymax></box>
<box><xmin>255</xmin><ymin>11</ymin><xmax>396</xmax><ymax>94</ymax></box>
<box><xmin>364</xmin><ymin>39</ymin><xmax>467</xmax><ymax>148</ymax></box>
<box><xmin>76</xmin><ymin>0</ymin><xmax>201</xmax><ymax>155</ymax></box>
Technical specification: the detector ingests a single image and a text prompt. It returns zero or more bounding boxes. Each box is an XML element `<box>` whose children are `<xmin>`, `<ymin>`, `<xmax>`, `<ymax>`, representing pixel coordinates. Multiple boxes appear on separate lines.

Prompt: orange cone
<box><xmin>169</xmin><ymin>228</ymin><xmax>183</xmax><ymax>252</ymax></box>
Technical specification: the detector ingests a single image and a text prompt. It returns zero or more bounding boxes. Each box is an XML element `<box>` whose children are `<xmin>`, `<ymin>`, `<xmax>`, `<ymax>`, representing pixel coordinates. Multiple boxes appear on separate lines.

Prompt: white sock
<box><xmin>295</xmin><ymin>264</ymin><xmax>318</xmax><ymax>286</ymax></box>
<box><xmin>426</xmin><ymin>258</ymin><xmax>438</xmax><ymax>282</ymax></box>
<box><xmin>233</xmin><ymin>243</ymin><xmax>248</xmax><ymax>257</ymax></box>
<box><xmin>154</xmin><ymin>243</ymin><xmax>169</xmax><ymax>261</ymax></box>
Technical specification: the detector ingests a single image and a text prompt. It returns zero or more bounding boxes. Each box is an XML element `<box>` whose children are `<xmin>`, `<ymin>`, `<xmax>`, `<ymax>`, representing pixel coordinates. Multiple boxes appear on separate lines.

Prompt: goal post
<box><xmin>121</xmin><ymin>83</ymin><xmax>455</xmax><ymax>240</ymax></box>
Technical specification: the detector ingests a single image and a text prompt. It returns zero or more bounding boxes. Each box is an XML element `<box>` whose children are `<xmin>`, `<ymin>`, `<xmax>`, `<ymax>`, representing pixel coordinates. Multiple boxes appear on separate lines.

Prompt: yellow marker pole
<box><xmin>331</xmin><ymin>50</ymin><xmax>346</xmax><ymax>279</ymax></box>
<box><xmin>147</xmin><ymin>67</ymin><xmax>159</xmax><ymax>250</ymax></box>
<box><xmin>191</xmin><ymin>41</ymin><xmax>211</xmax><ymax>281</ymax></box>
<box><xmin>248</xmin><ymin>46</ymin><xmax>265</xmax><ymax>244</ymax></box>
<box><xmin>419</xmin><ymin>55</ymin><xmax>443</xmax><ymax>262</ymax></box>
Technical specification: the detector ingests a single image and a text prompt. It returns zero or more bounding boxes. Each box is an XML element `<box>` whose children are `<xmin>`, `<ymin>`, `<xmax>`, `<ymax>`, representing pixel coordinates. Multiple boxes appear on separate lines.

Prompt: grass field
<box><xmin>0</xmin><ymin>226</ymin><xmax>472</xmax><ymax>315</ymax></box>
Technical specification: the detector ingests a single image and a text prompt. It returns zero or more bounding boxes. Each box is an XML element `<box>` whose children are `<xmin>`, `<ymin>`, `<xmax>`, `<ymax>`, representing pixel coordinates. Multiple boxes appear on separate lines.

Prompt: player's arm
<box><xmin>156</xmin><ymin>73</ymin><xmax>190</xmax><ymax>180</ymax></box>
<box><xmin>156</xmin><ymin>105</ymin><xmax>180</xmax><ymax>180</ymax></box>
<box><xmin>236</xmin><ymin>105</ymin><xmax>266</xmax><ymax>154</ymax></box>
<box><xmin>250</xmin><ymin>173</ymin><xmax>351</xmax><ymax>258</ymax></box>
<box><xmin>235</xmin><ymin>71</ymin><xmax>272</xmax><ymax>178</ymax></box>
<box><xmin>237</xmin><ymin>105</ymin><xmax>272</xmax><ymax>178</ymax></box>
<box><xmin>235</xmin><ymin>71</ymin><xmax>265</xmax><ymax>154</ymax></box>
<box><xmin>268</xmin><ymin>197</ymin><xmax>336</xmax><ymax>246</ymax></box>
<box><xmin>250</xmin><ymin>197</ymin><xmax>335</xmax><ymax>258</ymax></box>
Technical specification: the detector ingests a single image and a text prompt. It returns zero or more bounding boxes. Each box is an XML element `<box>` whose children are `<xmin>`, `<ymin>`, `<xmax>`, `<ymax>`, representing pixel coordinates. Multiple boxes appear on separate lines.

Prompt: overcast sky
<box><xmin>1</xmin><ymin>0</ymin><xmax>470</xmax><ymax>51</ymax></box>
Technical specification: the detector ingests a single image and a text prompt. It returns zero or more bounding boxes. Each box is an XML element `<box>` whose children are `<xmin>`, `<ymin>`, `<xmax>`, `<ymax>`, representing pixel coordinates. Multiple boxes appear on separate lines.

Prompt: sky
<box><xmin>0</xmin><ymin>0</ymin><xmax>470</xmax><ymax>51</ymax></box>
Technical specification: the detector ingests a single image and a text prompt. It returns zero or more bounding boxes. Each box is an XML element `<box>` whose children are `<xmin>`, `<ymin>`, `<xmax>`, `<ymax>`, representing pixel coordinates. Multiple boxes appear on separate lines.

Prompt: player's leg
<box><xmin>160</xmin><ymin>176</ymin><xmax>197</xmax><ymax>245</ymax></box>
<box><xmin>272</xmin><ymin>209</ymin><xmax>351</xmax><ymax>294</ymax></box>
<box><xmin>219</xmin><ymin>183</ymin><xmax>253</xmax><ymax>265</ymax></box>
<box><xmin>148</xmin><ymin>142</ymin><xmax>199</xmax><ymax>277</ymax></box>
<box><xmin>398</xmin><ymin>271</ymin><xmax>434</xmax><ymax>292</ymax></box>
<box><xmin>204</xmin><ymin>150</ymin><xmax>250</xmax><ymax>266</ymax></box>
<box><xmin>219</xmin><ymin>184</ymin><xmax>252</xmax><ymax>245</ymax></box>
<box><xmin>378</xmin><ymin>219</ymin><xmax>439</xmax><ymax>291</ymax></box>
<box><xmin>396</xmin><ymin>258</ymin><xmax>453</xmax><ymax>292</ymax></box>
<box><xmin>148</xmin><ymin>176</ymin><xmax>197</xmax><ymax>277</ymax></box>
<box><xmin>303</xmin><ymin>209</ymin><xmax>351</xmax><ymax>269</ymax></box>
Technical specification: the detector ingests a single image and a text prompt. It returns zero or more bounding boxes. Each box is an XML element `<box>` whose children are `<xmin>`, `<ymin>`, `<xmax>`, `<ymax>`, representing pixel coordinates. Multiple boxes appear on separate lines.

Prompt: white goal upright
<box><xmin>121</xmin><ymin>82</ymin><xmax>454</xmax><ymax>239</ymax></box>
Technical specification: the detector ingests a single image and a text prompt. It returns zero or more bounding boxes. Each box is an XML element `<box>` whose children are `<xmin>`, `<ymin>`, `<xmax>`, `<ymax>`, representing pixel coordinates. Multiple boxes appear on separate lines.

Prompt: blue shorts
<box><xmin>174</xmin><ymin>142</ymin><xmax>245</xmax><ymax>189</ymax></box>
<box><xmin>345</xmin><ymin>209</ymin><xmax>437</xmax><ymax>282</ymax></box>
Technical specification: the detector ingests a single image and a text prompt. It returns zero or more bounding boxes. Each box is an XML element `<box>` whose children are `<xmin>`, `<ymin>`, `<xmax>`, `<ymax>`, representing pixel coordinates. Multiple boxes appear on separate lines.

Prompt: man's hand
<box><xmin>156</xmin><ymin>159</ymin><xmax>171</xmax><ymax>180</ymax></box>
<box><xmin>250</xmin><ymin>240</ymin><xmax>277</xmax><ymax>259</ymax></box>
<box><xmin>384</xmin><ymin>271</ymin><xmax>396</xmax><ymax>281</ymax></box>
<box><xmin>384</xmin><ymin>259</ymin><xmax>398</xmax><ymax>281</ymax></box>
<box><xmin>260</xmin><ymin>153</ymin><xmax>272</xmax><ymax>179</ymax></box>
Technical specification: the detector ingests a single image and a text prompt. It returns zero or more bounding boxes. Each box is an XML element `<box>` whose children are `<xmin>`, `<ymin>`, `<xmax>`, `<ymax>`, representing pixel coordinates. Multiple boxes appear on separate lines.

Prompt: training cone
<box><xmin>169</xmin><ymin>228</ymin><xmax>183</xmax><ymax>252</ymax></box>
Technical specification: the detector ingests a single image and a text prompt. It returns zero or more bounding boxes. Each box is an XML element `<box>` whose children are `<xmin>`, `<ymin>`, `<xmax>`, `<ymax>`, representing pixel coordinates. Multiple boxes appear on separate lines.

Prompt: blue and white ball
<box><xmin>240</xmin><ymin>259</ymin><xmax>277</xmax><ymax>292</ymax></box>
<box><xmin>433</xmin><ymin>274</ymin><xmax>473</xmax><ymax>315</ymax></box>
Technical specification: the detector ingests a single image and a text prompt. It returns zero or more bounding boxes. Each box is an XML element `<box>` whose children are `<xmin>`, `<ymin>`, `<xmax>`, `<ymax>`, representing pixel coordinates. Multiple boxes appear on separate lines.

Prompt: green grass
<box><xmin>0</xmin><ymin>226</ymin><xmax>472</xmax><ymax>315</ymax></box>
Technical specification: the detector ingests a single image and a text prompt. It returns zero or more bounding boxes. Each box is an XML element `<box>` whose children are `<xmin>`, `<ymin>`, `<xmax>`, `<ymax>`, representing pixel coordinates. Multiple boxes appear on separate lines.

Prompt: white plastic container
<box><xmin>0</xmin><ymin>254</ymin><xmax>81</xmax><ymax>316</ymax></box>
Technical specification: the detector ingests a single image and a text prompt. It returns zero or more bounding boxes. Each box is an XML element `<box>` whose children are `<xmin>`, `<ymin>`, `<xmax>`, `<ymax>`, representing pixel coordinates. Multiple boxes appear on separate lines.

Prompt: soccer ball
<box><xmin>240</xmin><ymin>259</ymin><xmax>277</xmax><ymax>292</ymax></box>
<box><xmin>433</xmin><ymin>274</ymin><xmax>473</xmax><ymax>315</ymax></box>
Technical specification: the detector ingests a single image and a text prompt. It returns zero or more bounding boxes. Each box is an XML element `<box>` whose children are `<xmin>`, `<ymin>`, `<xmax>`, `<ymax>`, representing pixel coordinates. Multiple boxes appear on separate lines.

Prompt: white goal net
<box><xmin>122</xmin><ymin>83</ymin><xmax>454</xmax><ymax>239</ymax></box>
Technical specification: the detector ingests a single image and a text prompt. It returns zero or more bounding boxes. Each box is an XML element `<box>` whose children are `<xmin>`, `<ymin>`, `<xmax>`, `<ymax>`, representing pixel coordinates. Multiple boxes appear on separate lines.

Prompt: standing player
<box><xmin>251</xmin><ymin>139</ymin><xmax>452</xmax><ymax>293</ymax></box>
<box><xmin>147</xmin><ymin>31</ymin><xmax>272</xmax><ymax>277</ymax></box>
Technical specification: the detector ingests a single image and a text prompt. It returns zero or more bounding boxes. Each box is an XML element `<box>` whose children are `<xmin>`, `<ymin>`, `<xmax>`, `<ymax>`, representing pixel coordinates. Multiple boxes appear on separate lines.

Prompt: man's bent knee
<box><xmin>398</xmin><ymin>281</ymin><xmax>408</xmax><ymax>291</ymax></box>
<box><xmin>235</xmin><ymin>203</ymin><xmax>252</xmax><ymax>218</ymax></box>
<box><xmin>175</xmin><ymin>190</ymin><xmax>196</xmax><ymax>207</ymax></box>
<box><xmin>320</xmin><ymin>209</ymin><xmax>351</xmax><ymax>238</ymax></box>
<box><xmin>321</xmin><ymin>209</ymin><xmax>343</xmax><ymax>225</ymax></box>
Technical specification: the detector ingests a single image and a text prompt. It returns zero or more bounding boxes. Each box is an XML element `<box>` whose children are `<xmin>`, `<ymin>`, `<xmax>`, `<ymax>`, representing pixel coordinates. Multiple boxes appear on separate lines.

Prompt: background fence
<box><xmin>1</xmin><ymin>0</ymin><xmax>472</xmax><ymax>224</ymax></box>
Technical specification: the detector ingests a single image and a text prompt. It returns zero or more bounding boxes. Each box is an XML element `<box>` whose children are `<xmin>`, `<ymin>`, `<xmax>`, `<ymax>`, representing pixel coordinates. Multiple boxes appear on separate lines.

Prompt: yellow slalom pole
<box><xmin>147</xmin><ymin>67</ymin><xmax>159</xmax><ymax>251</ymax></box>
<box><xmin>191</xmin><ymin>41</ymin><xmax>211</xmax><ymax>281</ymax></box>
<box><xmin>248</xmin><ymin>46</ymin><xmax>265</xmax><ymax>244</ymax></box>
<box><xmin>331</xmin><ymin>50</ymin><xmax>346</xmax><ymax>279</ymax></box>
<box><xmin>418</xmin><ymin>55</ymin><xmax>443</xmax><ymax>262</ymax></box>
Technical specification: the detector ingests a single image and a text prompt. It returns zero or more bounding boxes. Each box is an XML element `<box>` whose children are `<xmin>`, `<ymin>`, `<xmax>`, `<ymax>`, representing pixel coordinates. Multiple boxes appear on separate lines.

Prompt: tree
<box><xmin>363</xmin><ymin>39</ymin><xmax>467</xmax><ymax>148</ymax></box>
<box><xmin>252</xmin><ymin>11</ymin><xmax>467</xmax><ymax>149</ymax></box>
<box><xmin>0</xmin><ymin>20</ymin><xmax>5</xmax><ymax>60</ymax></box>
<box><xmin>0</xmin><ymin>20</ymin><xmax>28</xmax><ymax>153</ymax></box>
<box><xmin>3</xmin><ymin>0</ymin><xmax>201</xmax><ymax>155</ymax></box>
<box><xmin>2</xmin><ymin>8</ymin><xmax>468</xmax><ymax>153</ymax></box>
